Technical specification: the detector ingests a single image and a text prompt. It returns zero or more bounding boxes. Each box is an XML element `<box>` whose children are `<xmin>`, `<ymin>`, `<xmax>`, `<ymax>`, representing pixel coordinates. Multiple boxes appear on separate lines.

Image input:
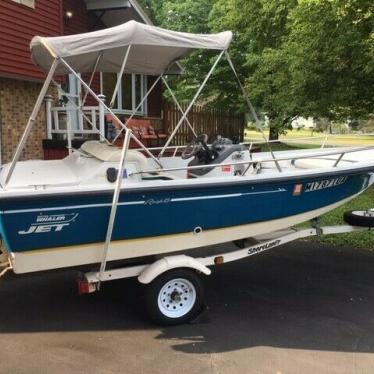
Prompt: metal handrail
<box><xmin>241</xmin><ymin>136</ymin><xmax>326</xmax><ymax>145</ymax></box>
<box><xmin>243</xmin><ymin>135</ymin><xmax>329</xmax><ymax>146</ymax></box>
<box><xmin>130</xmin><ymin>136</ymin><xmax>329</xmax><ymax>158</ymax></box>
<box><xmin>129</xmin><ymin>145</ymin><xmax>374</xmax><ymax>176</ymax></box>
<box><xmin>132</xmin><ymin>144</ymin><xmax>186</xmax><ymax>152</ymax></box>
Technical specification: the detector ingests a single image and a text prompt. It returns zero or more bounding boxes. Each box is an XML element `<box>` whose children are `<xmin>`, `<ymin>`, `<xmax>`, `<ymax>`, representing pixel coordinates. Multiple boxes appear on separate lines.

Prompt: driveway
<box><xmin>1</xmin><ymin>241</ymin><xmax>374</xmax><ymax>374</ymax></box>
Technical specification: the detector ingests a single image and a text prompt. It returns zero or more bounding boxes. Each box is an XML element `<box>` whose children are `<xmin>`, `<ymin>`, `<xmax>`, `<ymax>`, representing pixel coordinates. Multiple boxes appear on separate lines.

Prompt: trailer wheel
<box><xmin>144</xmin><ymin>268</ymin><xmax>204</xmax><ymax>325</ymax></box>
<box><xmin>344</xmin><ymin>210</ymin><xmax>374</xmax><ymax>228</ymax></box>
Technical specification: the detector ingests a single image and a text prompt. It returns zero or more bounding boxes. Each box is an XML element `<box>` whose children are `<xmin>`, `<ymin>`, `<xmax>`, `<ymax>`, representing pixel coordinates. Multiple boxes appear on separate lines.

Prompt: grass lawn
<box><xmin>300</xmin><ymin>186</ymin><xmax>374</xmax><ymax>250</ymax></box>
<box><xmin>245</xmin><ymin>129</ymin><xmax>374</xmax><ymax>146</ymax></box>
<box><xmin>244</xmin><ymin>130</ymin><xmax>374</xmax><ymax>249</ymax></box>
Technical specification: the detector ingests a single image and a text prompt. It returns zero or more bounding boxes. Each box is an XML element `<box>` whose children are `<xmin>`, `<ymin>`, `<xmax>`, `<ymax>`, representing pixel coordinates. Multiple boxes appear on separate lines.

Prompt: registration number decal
<box><xmin>305</xmin><ymin>176</ymin><xmax>347</xmax><ymax>192</ymax></box>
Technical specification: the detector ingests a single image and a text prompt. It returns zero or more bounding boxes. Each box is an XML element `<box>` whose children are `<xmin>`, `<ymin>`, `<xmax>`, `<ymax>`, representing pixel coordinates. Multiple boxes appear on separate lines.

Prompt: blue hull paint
<box><xmin>0</xmin><ymin>172</ymin><xmax>372</xmax><ymax>253</ymax></box>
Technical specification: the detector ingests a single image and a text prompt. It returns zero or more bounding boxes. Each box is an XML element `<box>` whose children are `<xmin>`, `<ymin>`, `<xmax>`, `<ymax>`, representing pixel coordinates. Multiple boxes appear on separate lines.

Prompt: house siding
<box><xmin>0</xmin><ymin>0</ymin><xmax>62</xmax><ymax>81</ymax></box>
<box><xmin>0</xmin><ymin>0</ymin><xmax>164</xmax><ymax>163</ymax></box>
<box><xmin>0</xmin><ymin>0</ymin><xmax>98</xmax><ymax>163</ymax></box>
<box><xmin>63</xmin><ymin>0</ymin><xmax>89</xmax><ymax>35</ymax></box>
<box><xmin>0</xmin><ymin>77</ymin><xmax>57</xmax><ymax>163</ymax></box>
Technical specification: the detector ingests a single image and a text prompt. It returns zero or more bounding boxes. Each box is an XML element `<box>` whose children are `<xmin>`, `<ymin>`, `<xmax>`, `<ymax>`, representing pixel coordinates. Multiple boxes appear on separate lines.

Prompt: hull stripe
<box><xmin>1</xmin><ymin>189</ymin><xmax>286</xmax><ymax>215</ymax></box>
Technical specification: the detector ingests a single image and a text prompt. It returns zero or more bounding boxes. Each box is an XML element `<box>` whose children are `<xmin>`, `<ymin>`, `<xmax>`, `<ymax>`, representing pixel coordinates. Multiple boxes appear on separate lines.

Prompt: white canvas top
<box><xmin>30</xmin><ymin>20</ymin><xmax>233</xmax><ymax>75</ymax></box>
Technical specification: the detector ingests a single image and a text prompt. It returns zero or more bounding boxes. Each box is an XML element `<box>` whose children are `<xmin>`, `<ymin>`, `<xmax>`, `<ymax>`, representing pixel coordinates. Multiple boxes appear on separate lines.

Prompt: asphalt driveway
<box><xmin>1</xmin><ymin>241</ymin><xmax>374</xmax><ymax>374</ymax></box>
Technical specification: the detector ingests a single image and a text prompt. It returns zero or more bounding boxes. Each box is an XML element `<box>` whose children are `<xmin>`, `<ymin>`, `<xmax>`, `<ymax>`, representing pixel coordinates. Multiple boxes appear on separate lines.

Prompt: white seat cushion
<box><xmin>81</xmin><ymin>141</ymin><xmax>149</xmax><ymax>171</ymax></box>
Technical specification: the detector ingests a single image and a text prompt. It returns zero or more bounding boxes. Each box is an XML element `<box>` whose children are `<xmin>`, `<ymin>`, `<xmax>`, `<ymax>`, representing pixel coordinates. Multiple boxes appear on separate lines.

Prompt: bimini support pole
<box><xmin>81</xmin><ymin>52</ymin><xmax>103</xmax><ymax>108</ymax></box>
<box><xmin>158</xmin><ymin>50</ymin><xmax>225</xmax><ymax>158</ymax></box>
<box><xmin>161</xmin><ymin>77</ymin><xmax>197</xmax><ymax>138</ymax></box>
<box><xmin>111</xmin><ymin>75</ymin><xmax>162</xmax><ymax>144</ymax></box>
<box><xmin>59</xmin><ymin>58</ymin><xmax>163</xmax><ymax>168</ymax></box>
<box><xmin>5</xmin><ymin>58</ymin><xmax>59</xmax><ymax>187</ymax></box>
<box><xmin>110</xmin><ymin>45</ymin><xmax>132</xmax><ymax>108</ymax></box>
<box><xmin>224</xmin><ymin>51</ymin><xmax>282</xmax><ymax>173</ymax></box>
<box><xmin>98</xmin><ymin>128</ymin><xmax>131</xmax><ymax>287</ymax></box>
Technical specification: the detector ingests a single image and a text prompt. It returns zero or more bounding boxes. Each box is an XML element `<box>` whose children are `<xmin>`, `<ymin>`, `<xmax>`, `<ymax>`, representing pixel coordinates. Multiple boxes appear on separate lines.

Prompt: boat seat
<box><xmin>82</xmin><ymin>141</ymin><xmax>179</xmax><ymax>181</ymax></box>
<box><xmin>81</xmin><ymin>140</ymin><xmax>149</xmax><ymax>170</ymax></box>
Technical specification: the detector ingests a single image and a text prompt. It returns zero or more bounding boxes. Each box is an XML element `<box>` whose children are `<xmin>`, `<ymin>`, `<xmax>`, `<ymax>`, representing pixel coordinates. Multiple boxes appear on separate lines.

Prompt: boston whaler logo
<box><xmin>305</xmin><ymin>176</ymin><xmax>347</xmax><ymax>192</ymax></box>
<box><xmin>18</xmin><ymin>213</ymin><xmax>79</xmax><ymax>235</ymax></box>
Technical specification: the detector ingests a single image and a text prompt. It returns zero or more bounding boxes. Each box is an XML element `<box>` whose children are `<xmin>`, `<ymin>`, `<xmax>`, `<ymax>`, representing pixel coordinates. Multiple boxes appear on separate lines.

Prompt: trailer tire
<box><xmin>344</xmin><ymin>210</ymin><xmax>374</xmax><ymax>228</ymax></box>
<box><xmin>144</xmin><ymin>268</ymin><xmax>204</xmax><ymax>325</ymax></box>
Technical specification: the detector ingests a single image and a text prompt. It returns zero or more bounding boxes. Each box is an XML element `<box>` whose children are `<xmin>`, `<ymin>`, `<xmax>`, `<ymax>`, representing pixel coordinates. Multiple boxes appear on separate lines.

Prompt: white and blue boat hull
<box><xmin>0</xmin><ymin>167</ymin><xmax>372</xmax><ymax>274</ymax></box>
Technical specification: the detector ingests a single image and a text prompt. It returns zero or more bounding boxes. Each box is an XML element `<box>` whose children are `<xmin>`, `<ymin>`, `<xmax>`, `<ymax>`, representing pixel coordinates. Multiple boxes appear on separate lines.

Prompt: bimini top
<box><xmin>30</xmin><ymin>20</ymin><xmax>233</xmax><ymax>76</ymax></box>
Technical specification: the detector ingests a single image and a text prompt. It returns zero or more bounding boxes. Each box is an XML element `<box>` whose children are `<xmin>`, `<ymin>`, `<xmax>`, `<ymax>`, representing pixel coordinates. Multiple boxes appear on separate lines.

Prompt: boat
<box><xmin>0</xmin><ymin>20</ymin><xmax>373</xmax><ymax>277</ymax></box>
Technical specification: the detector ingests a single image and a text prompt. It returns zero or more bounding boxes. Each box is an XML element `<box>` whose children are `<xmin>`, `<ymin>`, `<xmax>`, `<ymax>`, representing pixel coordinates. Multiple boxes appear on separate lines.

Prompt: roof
<box><xmin>30</xmin><ymin>20</ymin><xmax>233</xmax><ymax>75</ymax></box>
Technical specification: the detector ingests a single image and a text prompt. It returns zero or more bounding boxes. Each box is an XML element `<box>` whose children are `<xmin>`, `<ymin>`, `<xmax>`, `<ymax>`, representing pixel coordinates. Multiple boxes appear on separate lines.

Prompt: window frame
<box><xmin>100</xmin><ymin>73</ymin><xmax>148</xmax><ymax>116</ymax></box>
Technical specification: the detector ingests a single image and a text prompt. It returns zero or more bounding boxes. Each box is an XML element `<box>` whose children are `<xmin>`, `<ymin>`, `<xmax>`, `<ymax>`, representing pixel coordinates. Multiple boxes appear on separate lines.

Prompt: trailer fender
<box><xmin>138</xmin><ymin>255</ymin><xmax>211</xmax><ymax>284</ymax></box>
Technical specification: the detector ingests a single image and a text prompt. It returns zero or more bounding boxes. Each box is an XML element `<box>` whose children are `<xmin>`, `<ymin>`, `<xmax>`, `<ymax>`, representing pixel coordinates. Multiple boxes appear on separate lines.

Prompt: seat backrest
<box><xmin>81</xmin><ymin>141</ymin><xmax>148</xmax><ymax>170</ymax></box>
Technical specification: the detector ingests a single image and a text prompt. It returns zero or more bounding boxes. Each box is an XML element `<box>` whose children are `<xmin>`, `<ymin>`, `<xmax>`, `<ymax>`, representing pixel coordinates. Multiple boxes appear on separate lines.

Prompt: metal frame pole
<box><xmin>98</xmin><ymin>128</ymin><xmax>131</xmax><ymax>285</ymax></box>
<box><xmin>224</xmin><ymin>51</ymin><xmax>282</xmax><ymax>173</ymax></box>
<box><xmin>110</xmin><ymin>46</ymin><xmax>132</xmax><ymax>108</ymax></box>
<box><xmin>111</xmin><ymin>75</ymin><xmax>162</xmax><ymax>144</ymax></box>
<box><xmin>45</xmin><ymin>95</ymin><xmax>53</xmax><ymax>139</ymax></box>
<box><xmin>60</xmin><ymin>58</ymin><xmax>163</xmax><ymax>168</ymax></box>
<box><xmin>98</xmin><ymin>94</ymin><xmax>106</xmax><ymax>139</ymax></box>
<box><xmin>161</xmin><ymin>76</ymin><xmax>197</xmax><ymax>138</ymax></box>
<box><xmin>66</xmin><ymin>109</ymin><xmax>73</xmax><ymax>155</ymax></box>
<box><xmin>81</xmin><ymin>52</ymin><xmax>103</xmax><ymax>107</ymax></box>
<box><xmin>158</xmin><ymin>50</ymin><xmax>225</xmax><ymax>158</ymax></box>
<box><xmin>5</xmin><ymin>59</ymin><xmax>59</xmax><ymax>187</ymax></box>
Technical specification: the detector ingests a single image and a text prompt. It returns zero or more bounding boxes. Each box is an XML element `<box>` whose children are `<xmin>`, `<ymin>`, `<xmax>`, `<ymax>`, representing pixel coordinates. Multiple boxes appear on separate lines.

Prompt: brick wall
<box><xmin>0</xmin><ymin>77</ymin><xmax>56</xmax><ymax>163</ymax></box>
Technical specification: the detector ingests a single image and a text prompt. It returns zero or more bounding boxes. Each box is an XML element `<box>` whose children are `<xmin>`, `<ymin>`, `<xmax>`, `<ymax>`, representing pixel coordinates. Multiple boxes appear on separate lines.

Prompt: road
<box><xmin>1</xmin><ymin>241</ymin><xmax>374</xmax><ymax>374</ymax></box>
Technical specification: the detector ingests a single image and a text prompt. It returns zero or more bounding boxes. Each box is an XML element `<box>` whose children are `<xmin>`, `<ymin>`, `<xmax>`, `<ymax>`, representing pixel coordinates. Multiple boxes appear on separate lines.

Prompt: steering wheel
<box><xmin>181</xmin><ymin>134</ymin><xmax>209</xmax><ymax>160</ymax></box>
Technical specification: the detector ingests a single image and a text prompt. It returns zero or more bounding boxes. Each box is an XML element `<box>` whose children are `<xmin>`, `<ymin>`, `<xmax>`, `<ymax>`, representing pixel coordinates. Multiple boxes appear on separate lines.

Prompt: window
<box><xmin>102</xmin><ymin>73</ymin><xmax>147</xmax><ymax>115</ymax></box>
<box><xmin>11</xmin><ymin>0</ymin><xmax>35</xmax><ymax>8</ymax></box>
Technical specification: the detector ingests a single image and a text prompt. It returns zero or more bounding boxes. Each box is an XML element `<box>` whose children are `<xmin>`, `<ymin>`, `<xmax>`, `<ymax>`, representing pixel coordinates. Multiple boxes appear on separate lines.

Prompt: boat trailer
<box><xmin>75</xmin><ymin>210</ymin><xmax>372</xmax><ymax>325</ymax></box>
<box><xmin>0</xmin><ymin>210</ymin><xmax>373</xmax><ymax>325</ymax></box>
<box><xmin>82</xmin><ymin>222</ymin><xmax>370</xmax><ymax>286</ymax></box>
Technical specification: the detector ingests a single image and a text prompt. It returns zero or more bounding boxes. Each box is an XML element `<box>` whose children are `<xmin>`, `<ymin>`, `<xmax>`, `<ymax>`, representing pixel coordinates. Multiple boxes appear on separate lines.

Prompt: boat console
<box><xmin>182</xmin><ymin>134</ymin><xmax>245</xmax><ymax>176</ymax></box>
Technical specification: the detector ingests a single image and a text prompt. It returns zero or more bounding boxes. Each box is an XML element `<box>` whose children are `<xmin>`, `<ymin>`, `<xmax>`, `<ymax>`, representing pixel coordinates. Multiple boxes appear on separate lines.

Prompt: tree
<box><xmin>139</xmin><ymin>0</ymin><xmax>374</xmax><ymax>139</ymax></box>
<box><xmin>138</xmin><ymin>0</ymin><xmax>249</xmax><ymax>110</ymax></box>
<box><xmin>211</xmin><ymin>0</ymin><xmax>298</xmax><ymax>139</ymax></box>
<box><xmin>282</xmin><ymin>0</ymin><xmax>374</xmax><ymax>122</ymax></box>
<box><xmin>213</xmin><ymin>0</ymin><xmax>374</xmax><ymax>139</ymax></box>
